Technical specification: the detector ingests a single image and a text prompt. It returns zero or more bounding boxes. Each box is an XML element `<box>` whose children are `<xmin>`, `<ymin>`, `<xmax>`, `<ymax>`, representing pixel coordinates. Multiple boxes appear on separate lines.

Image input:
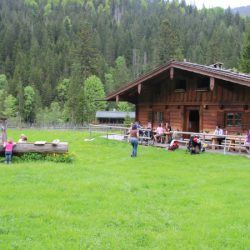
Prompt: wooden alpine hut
<box><xmin>106</xmin><ymin>60</ymin><xmax>250</xmax><ymax>134</ymax></box>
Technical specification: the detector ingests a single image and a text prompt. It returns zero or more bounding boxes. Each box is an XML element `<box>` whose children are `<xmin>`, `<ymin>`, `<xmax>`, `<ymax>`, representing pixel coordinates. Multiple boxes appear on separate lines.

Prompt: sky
<box><xmin>185</xmin><ymin>0</ymin><xmax>250</xmax><ymax>9</ymax></box>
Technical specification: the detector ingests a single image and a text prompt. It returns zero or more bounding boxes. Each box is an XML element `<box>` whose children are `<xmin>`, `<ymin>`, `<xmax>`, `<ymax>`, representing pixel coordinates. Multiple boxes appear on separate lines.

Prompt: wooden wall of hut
<box><xmin>137</xmin><ymin>73</ymin><xmax>250</xmax><ymax>134</ymax></box>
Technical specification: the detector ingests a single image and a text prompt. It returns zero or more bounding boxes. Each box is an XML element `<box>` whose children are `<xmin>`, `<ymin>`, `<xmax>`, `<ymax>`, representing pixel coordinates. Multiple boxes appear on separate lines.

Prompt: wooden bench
<box><xmin>223</xmin><ymin>139</ymin><xmax>249</xmax><ymax>153</ymax></box>
<box><xmin>175</xmin><ymin>139</ymin><xmax>189</xmax><ymax>147</ymax></box>
<box><xmin>138</xmin><ymin>136</ymin><xmax>154</xmax><ymax>146</ymax></box>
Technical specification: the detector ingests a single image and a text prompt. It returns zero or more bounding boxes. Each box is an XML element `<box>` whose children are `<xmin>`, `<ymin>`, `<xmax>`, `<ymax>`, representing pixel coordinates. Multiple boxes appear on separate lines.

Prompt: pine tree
<box><xmin>83</xmin><ymin>75</ymin><xmax>106</xmax><ymax>123</ymax></box>
<box><xmin>152</xmin><ymin>19</ymin><xmax>178</xmax><ymax>67</ymax></box>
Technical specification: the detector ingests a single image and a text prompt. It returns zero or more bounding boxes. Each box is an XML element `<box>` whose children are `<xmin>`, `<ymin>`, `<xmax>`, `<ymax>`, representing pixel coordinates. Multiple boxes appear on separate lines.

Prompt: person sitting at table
<box><xmin>164</xmin><ymin>122</ymin><xmax>172</xmax><ymax>143</ymax></box>
<box><xmin>145</xmin><ymin>121</ymin><xmax>152</xmax><ymax>138</ymax></box>
<box><xmin>165</xmin><ymin>122</ymin><xmax>172</xmax><ymax>132</ymax></box>
<box><xmin>172</xmin><ymin>128</ymin><xmax>182</xmax><ymax>141</ymax></box>
<box><xmin>214</xmin><ymin>125</ymin><xmax>225</xmax><ymax>145</ymax></box>
<box><xmin>146</xmin><ymin>121</ymin><xmax>152</xmax><ymax>130</ymax></box>
<box><xmin>244</xmin><ymin>129</ymin><xmax>250</xmax><ymax>152</ymax></box>
<box><xmin>154</xmin><ymin>123</ymin><xmax>164</xmax><ymax>143</ymax></box>
<box><xmin>135</xmin><ymin>121</ymin><xmax>142</xmax><ymax>129</ymax></box>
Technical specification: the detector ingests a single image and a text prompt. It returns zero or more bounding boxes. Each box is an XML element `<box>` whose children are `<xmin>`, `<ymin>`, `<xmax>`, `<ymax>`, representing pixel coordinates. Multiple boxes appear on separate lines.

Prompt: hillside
<box><xmin>0</xmin><ymin>0</ymin><xmax>250</xmax><ymax>124</ymax></box>
<box><xmin>233</xmin><ymin>5</ymin><xmax>250</xmax><ymax>17</ymax></box>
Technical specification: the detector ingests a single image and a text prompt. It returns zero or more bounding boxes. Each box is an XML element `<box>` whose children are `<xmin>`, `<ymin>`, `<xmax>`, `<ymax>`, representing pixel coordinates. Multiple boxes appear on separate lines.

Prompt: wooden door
<box><xmin>185</xmin><ymin>108</ymin><xmax>200</xmax><ymax>133</ymax></box>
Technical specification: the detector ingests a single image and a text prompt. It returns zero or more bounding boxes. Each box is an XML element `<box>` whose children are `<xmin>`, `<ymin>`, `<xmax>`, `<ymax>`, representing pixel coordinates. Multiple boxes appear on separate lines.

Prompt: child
<box><xmin>3</xmin><ymin>138</ymin><xmax>16</xmax><ymax>164</ymax></box>
<box><xmin>245</xmin><ymin>129</ymin><xmax>250</xmax><ymax>152</ymax></box>
<box><xmin>18</xmin><ymin>134</ymin><xmax>27</xmax><ymax>143</ymax></box>
<box><xmin>168</xmin><ymin>140</ymin><xmax>179</xmax><ymax>151</ymax></box>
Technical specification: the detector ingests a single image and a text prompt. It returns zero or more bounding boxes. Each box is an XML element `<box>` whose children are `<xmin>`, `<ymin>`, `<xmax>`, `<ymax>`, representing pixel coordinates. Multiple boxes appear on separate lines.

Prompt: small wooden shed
<box><xmin>96</xmin><ymin>111</ymin><xmax>135</xmax><ymax>124</ymax></box>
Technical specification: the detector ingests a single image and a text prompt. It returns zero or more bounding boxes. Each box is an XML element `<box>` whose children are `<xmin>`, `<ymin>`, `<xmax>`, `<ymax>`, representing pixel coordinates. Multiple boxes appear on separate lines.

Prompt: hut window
<box><xmin>197</xmin><ymin>78</ymin><xmax>209</xmax><ymax>91</ymax></box>
<box><xmin>175</xmin><ymin>80</ymin><xmax>186</xmax><ymax>92</ymax></box>
<box><xmin>225</xmin><ymin>113</ymin><xmax>242</xmax><ymax>127</ymax></box>
<box><xmin>153</xmin><ymin>111</ymin><xmax>164</xmax><ymax>123</ymax></box>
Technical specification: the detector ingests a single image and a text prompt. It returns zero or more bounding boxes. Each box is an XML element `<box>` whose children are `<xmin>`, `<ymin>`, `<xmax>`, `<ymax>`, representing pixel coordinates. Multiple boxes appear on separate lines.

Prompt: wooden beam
<box><xmin>170</xmin><ymin>67</ymin><xmax>174</xmax><ymax>80</ymax></box>
<box><xmin>138</xmin><ymin>83</ymin><xmax>141</xmax><ymax>94</ymax></box>
<box><xmin>210</xmin><ymin>77</ymin><xmax>215</xmax><ymax>91</ymax></box>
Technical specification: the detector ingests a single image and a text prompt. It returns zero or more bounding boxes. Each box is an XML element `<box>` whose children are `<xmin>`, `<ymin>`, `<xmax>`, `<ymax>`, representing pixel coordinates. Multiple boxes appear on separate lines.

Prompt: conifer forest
<box><xmin>0</xmin><ymin>0</ymin><xmax>250</xmax><ymax>124</ymax></box>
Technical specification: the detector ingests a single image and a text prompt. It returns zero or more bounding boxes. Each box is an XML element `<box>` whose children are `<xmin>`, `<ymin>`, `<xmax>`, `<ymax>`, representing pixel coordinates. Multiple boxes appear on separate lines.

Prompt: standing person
<box><xmin>245</xmin><ymin>129</ymin><xmax>250</xmax><ymax>152</ymax></box>
<box><xmin>3</xmin><ymin>138</ymin><xmax>16</xmax><ymax>164</ymax></box>
<box><xmin>130</xmin><ymin>124</ymin><xmax>139</xmax><ymax>157</ymax></box>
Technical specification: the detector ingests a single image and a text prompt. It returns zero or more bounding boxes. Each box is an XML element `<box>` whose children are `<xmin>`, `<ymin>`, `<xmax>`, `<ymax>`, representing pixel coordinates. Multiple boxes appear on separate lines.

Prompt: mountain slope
<box><xmin>233</xmin><ymin>5</ymin><xmax>250</xmax><ymax>17</ymax></box>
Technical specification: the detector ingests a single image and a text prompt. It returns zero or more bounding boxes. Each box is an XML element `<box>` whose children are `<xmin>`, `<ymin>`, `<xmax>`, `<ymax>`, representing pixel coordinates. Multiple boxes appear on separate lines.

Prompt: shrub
<box><xmin>14</xmin><ymin>152</ymin><xmax>75</xmax><ymax>163</ymax></box>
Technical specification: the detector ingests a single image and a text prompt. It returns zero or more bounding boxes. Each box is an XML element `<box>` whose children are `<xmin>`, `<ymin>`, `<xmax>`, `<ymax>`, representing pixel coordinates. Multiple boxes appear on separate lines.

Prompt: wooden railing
<box><xmin>89</xmin><ymin>125</ymin><xmax>249</xmax><ymax>155</ymax></box>
<box><xmin>167</xmin><ymin>131</ymin><xmax>249</xmax><ymax>155</ymax></box>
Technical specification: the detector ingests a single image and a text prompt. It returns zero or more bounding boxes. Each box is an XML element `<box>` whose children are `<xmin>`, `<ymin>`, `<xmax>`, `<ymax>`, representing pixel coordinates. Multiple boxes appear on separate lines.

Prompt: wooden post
<box><xmin>116</xmin><ymin>95</ymin><xmax>119</xmax><ymax>103</ymax></box>
<box><xmin>138</xmin><ymin>83</ymin><xmax>141</xmax><ymax>94</ymax></box>
<box><xmin>210</xmin><ymin>77</ymin><xmax>215</xmax><ymax>91</ymax></box>
<box><xmin>170</xmin><ymin>67</ymin><xmax>174</xmax><ymax>80</ymax></box>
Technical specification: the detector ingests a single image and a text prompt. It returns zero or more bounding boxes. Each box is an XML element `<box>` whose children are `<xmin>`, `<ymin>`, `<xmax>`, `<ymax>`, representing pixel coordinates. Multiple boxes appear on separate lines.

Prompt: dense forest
<box><xmin>0</xmin><ymin>0</ymin><xmax>250</xmax><ymax>125</ymax></box>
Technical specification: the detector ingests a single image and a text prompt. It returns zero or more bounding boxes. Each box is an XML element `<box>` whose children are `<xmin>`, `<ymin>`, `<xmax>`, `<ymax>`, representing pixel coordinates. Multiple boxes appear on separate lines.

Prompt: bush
<box><xmin>14</xmin><ymin>152</ymin><xmax>75</xmax><ymax>163</ymax></box>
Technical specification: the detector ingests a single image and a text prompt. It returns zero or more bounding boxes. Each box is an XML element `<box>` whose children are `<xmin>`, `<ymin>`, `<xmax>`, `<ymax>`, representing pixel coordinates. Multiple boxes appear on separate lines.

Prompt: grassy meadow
<box><xmin>0</xmin><ymin>129</ymin><xmax>249</xmax><ymax>250</ymax></box>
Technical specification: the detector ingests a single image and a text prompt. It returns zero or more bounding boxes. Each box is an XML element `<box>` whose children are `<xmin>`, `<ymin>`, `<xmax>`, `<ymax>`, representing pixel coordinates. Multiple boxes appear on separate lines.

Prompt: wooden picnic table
<box><xmin>138</xmin><ymin>128</ymin><xmax>153</xmax><ymax>145</ymax></box>
<box><xmin>225</xmin><ymin>136</ymin><xmax>245</xmax><ymax>152</ymax></box>
<box><xmin>210</xmin><ymin>135</ymin><xmax>225</xmax><ymax>150</ymax></box>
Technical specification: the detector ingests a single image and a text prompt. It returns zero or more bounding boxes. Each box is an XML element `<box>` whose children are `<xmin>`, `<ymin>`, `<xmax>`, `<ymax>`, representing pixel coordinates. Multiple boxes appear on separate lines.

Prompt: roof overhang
<box><xmin>106</xmin><ymin>60</ymin><xmax>250</xmax><ymax>103</ymax></box>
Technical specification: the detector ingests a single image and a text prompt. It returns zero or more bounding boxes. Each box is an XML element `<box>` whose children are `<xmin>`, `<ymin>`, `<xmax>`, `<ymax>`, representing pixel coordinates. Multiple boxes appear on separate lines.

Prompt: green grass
<box><xmin>0</xmin><ymin>129</ymin><xmax>249</xmax><ymax>250</ymax></box>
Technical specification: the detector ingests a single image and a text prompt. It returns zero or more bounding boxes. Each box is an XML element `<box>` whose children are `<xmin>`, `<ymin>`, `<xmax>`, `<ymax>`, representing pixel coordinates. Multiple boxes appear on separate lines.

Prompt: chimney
<box><xmin>211</xmin><ymin>62</ymin><xmax>223</xmax><ymax>69</ymax></box>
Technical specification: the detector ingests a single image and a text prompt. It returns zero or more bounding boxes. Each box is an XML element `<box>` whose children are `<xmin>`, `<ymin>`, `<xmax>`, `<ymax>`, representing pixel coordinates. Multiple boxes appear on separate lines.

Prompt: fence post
<box><xmin>224</xmin><ymin>135</ymin><xmax>227</xmax><ymax>155</ymax></box>
<box><xmin>239</xmin><ymin>137</ymin><xmax>242</xmax><ymax>154</ymax></box>
<box><xmin>89</xmin><ymin>124</ymin><xmax>91</xmax><ymax>137</ymax></box>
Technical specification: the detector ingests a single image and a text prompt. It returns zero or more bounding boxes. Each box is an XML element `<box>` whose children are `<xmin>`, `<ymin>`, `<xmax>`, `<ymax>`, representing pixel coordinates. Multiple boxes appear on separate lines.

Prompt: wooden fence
<box><xmin>88</xmin><ymin>124</ymin><xmax>249</xmax><ymax>155</ymax></box>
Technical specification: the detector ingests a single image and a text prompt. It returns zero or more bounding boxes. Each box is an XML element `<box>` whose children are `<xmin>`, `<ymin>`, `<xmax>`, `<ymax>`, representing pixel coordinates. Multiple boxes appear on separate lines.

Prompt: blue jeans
<box><xmin>5</xmin><ymin>151</ymin><xmax>13</xmax><ymax>164</ymax></box>
<box><xmin>130</xmin><ymin>138</ymin><xmax>138</xmax><ymax>157</ymax></box>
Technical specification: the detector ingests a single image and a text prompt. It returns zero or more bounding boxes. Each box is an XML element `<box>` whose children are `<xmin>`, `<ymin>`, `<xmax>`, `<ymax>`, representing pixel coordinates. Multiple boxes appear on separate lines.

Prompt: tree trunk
<box><xmin>0</xmin><ymin>142</ymin><xmax>68</xmax><ymax>154</ymax></box>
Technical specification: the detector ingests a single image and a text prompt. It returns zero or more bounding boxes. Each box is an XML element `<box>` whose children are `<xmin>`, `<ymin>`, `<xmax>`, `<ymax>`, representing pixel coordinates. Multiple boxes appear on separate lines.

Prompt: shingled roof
<box><xmin>106</xmin><ymin>60</ymin><xmax>250</xmax><ymax>101</ymax></box>
<box><xmin>96</xmin><ymin>111</ymin><xmax>135</xmax><ymax>119</ymax></box>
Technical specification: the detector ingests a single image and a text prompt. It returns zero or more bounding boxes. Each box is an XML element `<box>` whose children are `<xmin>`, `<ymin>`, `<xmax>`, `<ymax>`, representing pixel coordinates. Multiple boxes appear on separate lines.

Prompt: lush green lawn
<box><xmin>0</xmin><ymin>129</ymin><xmax>249</xmax><ymax>250</ymax></box>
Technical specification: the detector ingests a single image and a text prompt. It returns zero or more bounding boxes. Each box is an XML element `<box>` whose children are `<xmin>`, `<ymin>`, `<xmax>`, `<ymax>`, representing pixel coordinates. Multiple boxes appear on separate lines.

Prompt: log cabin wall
<box><xmin>137</xmin><ymin>69</ymin><xmax>250</xmax><ymax>133</ymax></box>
